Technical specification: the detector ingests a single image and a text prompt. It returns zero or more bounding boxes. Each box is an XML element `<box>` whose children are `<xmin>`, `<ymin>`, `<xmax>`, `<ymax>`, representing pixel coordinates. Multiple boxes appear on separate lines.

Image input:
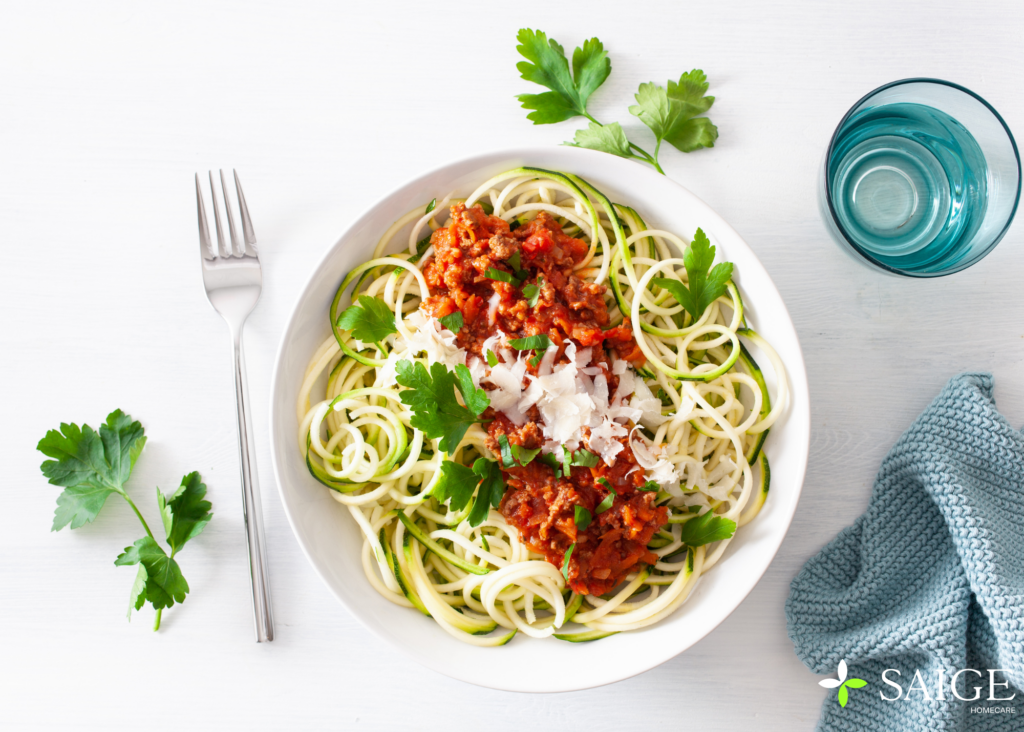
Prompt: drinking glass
<box><xmin>819</xmin><ymin>79</ymin><xmax>1021</xmax><ymax>277</ymax></box>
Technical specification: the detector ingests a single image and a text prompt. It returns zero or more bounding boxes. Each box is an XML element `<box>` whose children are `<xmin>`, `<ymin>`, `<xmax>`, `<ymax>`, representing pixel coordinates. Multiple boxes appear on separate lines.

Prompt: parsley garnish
<box><xmin>432</xmin><ymin>461</ymin><xmax>479</xmax><ymax>513</ymax></box>
<box><xmin>509</xmin><ymin>334</ymin><xmax>552</xmax><ymax>351</ymax></box>
<box><xmin>439</xmin><ymin>311</ymin><xmax>463</xmax><ymax>333</ymax></box>
<box><xmin>497</xmin><ymin>434</ymin><xmax>515</xmax><ymax>468</ymax></box>
<box><xmin>652</xmin><ymin>229</ymin><xmax>733</xmax><ymax>321</ymax></box>
<box><xmin>36</xmin><ymin>410</ymin><xmax>211</xmax><ymax>631</ymax></box>
<box><xmin>522</xmin><ymin>274</ymin><xmax>545</xmax><ymax>308</ymax></box>
<box><xmin>679</xmin><ymin>510</ymin><xmax>736</xmax><ymax>547</ymax></box>
<box><xmin>639</xmin><ymin>480</ymin><xmax>660</xmax><ymax>492</ymax></box>
<box><xmin>514</xmin><ymin>28</ymin><xmax>717</xmax><ymax>175</ymax></box>
<box><xmin>485</xmin><ymin>268</ymin><xmax>514</xmax><ymax>284</ymax></box>
<box><xmin>468</xmin><ymin>458</ymin><xmax>505</xmax><ymax>526</ymax></box>
<box><xmin>395</xmin><ymin>360</ymin><xmax>489</xmax><ymax>454</ymax></box>
<box><xmin>508</xmin><ymin>251</ymin><xmax>522</xmax><ymax>271</ymax></box>
<box><xmin>425</xmin><ymin>198</ymin><xmax>436</xmax><ymax>214</ymax></box>
<box><xmin>569</xmin><ymin>449</ymin><xmax>599</xmax><ymax>467</ymax></box>
<box><xmin>433</xmin><ymin>458</ymin><xmax>505</xmax><ymax>527</ymax></box>
<box><xmin>595</xmin><ymin>479</ymin><xmax>616</xmax><ymax>514</ymax></box>
<box><xmin>336</xmin><ymin>295</ymin><xmax>398</xmax><ymax>344</ymax></box>
<box><xmin>574</xmin><ymin>506</ymin><xmax>592</xmax><ymax>532</ymax></box>
<box><xmin>512</xmin><ymin>444</ymin><xmax>541</xmax><ymax>465</ymax></box>
<box><xmin>562</xmin><ymin>543</ymin><xmax>575</xmax><ymax>581</ymax></box>
<box><xmin>486</xmin><ymin>350</ymin><xmax>499</xmax><ymax>368</ymax></box>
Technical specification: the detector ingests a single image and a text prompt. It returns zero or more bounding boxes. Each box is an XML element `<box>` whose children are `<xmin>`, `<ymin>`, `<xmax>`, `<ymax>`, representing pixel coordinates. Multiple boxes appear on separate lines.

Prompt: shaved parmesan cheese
<box><xmin>630</xmin><ymin>428</ymin><xmax>681</xmax><ymax>487</ymax></box>
<box><xmin>401</xmin><ymin>310</ymin><xmax>467</xmax><ymax>370</ymax></box>
<box><xmin>630</xmin><ymin>379</ymin><xmax>669</xmax><ymax>429</ymax></box>
<box><xmin>487</xmin><ymin>291</ymin><xmax>501</xmax><ymax>325</ymax></box>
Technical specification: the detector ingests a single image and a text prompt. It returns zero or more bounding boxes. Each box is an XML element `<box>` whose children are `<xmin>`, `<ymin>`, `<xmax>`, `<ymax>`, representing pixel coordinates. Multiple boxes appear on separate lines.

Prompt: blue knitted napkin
<box><xmin>787</xmin><ymin>373</ymin><xmax>1024</xmax><ymax>731</ymax></box>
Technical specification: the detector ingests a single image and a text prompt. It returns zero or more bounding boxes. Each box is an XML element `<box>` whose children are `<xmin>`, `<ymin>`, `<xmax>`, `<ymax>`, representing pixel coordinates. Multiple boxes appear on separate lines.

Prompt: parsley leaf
<box><xmin>425</xmin><ymin>198</ymin><xmax>436</xmax><ymax>214</ymax></box>
<box><xmin>432</xmin><ymin>460</ymin><xmax>479</xmax><ymax>512</ymax></box>
<box><xmin>36</xmin><ymin>410</ymin><xmax>211</xmax><ymax>630</ymax></box>
<box><xmin>513</xmin><ymin>29</ymin><xmax>719</xmax><ymax>175</ymax></box>
<box><xmin>523</xmin><ymin>274</ymin><xmax>545</xmax><ymax>308</ymax></box>
<box><xmin>570</xmin><ymin>121</ymin><xmax>633</xmax><ymax>158</ymax></box>
<box><xmin>432</xmin><ymin>458</ymin><xmax>506</xmax><ymax>528</ymax></box>
<box><xmin>512</xmin><ymin>444</ymin><xmax>541</xmax><ymax>465</ymax></box>
<box><xmin>574</xmin><ymin>506</ymin><xmax>592</xmax><ymax>532</ymax></box>
<box><xmin>439</xmin><ymin>311</ymin><xmax>463</xmax><ymax>333</ymax></box>
<box><xmin>157</xmin><ymin>471</ymin><xmax>213</xmax><ymax>553</ymax></box>
<box><xmin>486</xmin><ymin>350</ymin><xmax>499</xmax><ymax>368</ymax></box>
<box><xmin>639</xmin><ymin>480</ymin><xmax>660</xmax><ymax>492</ymax></box>
<box><xmin>628</xmin><ymin>71</ymin><xmax>718</xmax><ymax>154</ymax></box>
<box><xmin>115</xmin><ymin>536</ymin><xmax>189</xmax><ymax>616</ymax></box>
<box><xmin>508</xmin><ymin>251</ymin><xmax>522</xmax><ymax>271</ymax></box>
<box><xmin>562</xmin><ymin>543</ymin><xmax>575</xmax><ymax>581</ymax></box>
<box><xmin>485</xmin><ymin>268</ymin><xmax>514</xmax><ymax>284</ymax></box>
<box><xmin>515</xmin><ymin>29</ymin><xmax>610</xmax><ymax>124</ymax></box>
<box><xmin>396</xmin><ymin>360</ymin><xmax>489</xmax><ymax>454</ymax></box>
<box><xmin>652</xmin><ymin>229</ymin><xmax>733</xmax><ymax>321</ymax></box>
<box><xmin>497</xmin><ymin>434</ymin><xmax>515</xmax><ymax>468</ymax></box>
<box><xmin>468</xmin><ymin>458</ymin><xmax>505</xmax><ymax>527</ymax></box>
<box><xmin>37</xmin><ymin>409</ymin><xmax>146</xmax><ymax>531</ymax></box>
<box><xmin>595</xmin><ymin>479</ymin><xmax>616</xmax><ymax>514</ymax></box>
<box><xmin>569</xmin><ymin>449</ymin><xmax>600</xmax><ymax>468</ymax></box>
<box><xmin>679</xmin><ymin>510</ymin><xmax>736</xmax><ymax>547</ymax></box>
<box><xmin>336</xmin><ymin>295</ymin><xmax>398</xmax><ymax>344</ymax></box>
<box><xmin>509</xmin><ymin>334</ymin><xmax>552</xmax><ymax>351</ymax></box>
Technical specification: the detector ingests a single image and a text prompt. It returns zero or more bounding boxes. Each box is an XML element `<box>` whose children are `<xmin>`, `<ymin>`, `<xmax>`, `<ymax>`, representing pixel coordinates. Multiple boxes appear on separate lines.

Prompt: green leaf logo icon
<box><xmin>818</xmin><ymin>660</ymin><xmax>868</xmax><ymax>708</ymax></box>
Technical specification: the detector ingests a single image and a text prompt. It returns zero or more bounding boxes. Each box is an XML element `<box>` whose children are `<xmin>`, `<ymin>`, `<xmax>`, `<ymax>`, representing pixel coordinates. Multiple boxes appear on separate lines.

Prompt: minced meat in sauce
<box><xmin>421</xmin><ymin>203</ymin><xmax>668</xmax><ymax>596</ymax></box>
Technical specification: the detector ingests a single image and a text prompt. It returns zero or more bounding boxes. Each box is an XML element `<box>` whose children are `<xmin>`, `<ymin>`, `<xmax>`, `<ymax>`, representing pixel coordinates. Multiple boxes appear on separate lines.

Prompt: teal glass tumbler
<box><xmin>819</xmin><ymin>79</ymin><xmax>1020</xmax><ymax>277</ymax></box>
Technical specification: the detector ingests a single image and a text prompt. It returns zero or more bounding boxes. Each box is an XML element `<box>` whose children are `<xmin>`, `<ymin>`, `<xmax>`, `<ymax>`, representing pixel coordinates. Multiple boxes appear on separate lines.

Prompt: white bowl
<box><xmin>269</xmin><ymin>146</ymin><xmax>810</xmax><ymax>692</ymax></box>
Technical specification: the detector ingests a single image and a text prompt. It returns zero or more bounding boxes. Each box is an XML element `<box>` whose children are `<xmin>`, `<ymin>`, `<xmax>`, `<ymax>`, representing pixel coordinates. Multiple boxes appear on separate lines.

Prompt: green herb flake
<box><xmin>512</xmin><ymin>444</ymin><xmax>541</xmax><ymax>466</ymax></box>
<box><xmin>638</xmin><ymin>480</ymin><xmax>660</xmax><ymax>492</ymax></box>
<box><xmin>510</xmin><ymin>334</ymin><xmax>552</xmax><ymax>351</ymax></box>
<box><xmin>508</xmin><ymin>251</ymin><xmax>522</xmax><ymax>271</ymax></box>
<box><xmin>497</xmin><ymin>434</ymin><xmax>515</xmax><ymax>468</ymax></box>
<box><xmin>425</xmin><ymin>198</ymin><xmax>437</xmax><ymax>215</ymax></box>
<box><xmin>486</xmin><ymin>350</ymin><xmax>499</xmax><ymax>368</ymax></box>
<box><xmin>595</xmin><ymin>478</ymin><xmax>617</xmax><ymax>515</ymax></box>
<box><xmin>485</xmin><ymin>268</ymin><xmax>515</xmax><ymax>284</ymax></box>
<box><xmin>562</xmin><ymin>542</ymin><xmax>576</xmax><ymax>581</ymax></box>
<box><xmin>439</xmin><ymin>311</ymin><xmax>464</xmax><ymax>333</ymax></box>
<box><xmin>574</xmin><ymin>506</ymin><xmax>592</xmax><ymax>532</ymax></box>
<box><xmin>570</xmin><ymin>449</ymin><xmax>600</xmax><ymax>468</ymax></box>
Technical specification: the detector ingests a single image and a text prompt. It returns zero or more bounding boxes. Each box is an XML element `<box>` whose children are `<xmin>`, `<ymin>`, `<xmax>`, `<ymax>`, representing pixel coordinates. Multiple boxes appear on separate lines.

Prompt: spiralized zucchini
<box><xmin>297</xmin><ymin>167</ymin><xmax>788</xmax><ymax>645</ymax></box>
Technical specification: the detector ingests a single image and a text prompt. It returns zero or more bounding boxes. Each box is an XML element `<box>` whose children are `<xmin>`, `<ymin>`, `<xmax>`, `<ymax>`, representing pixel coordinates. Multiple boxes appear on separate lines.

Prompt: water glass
<box><xmin>819</xmin><ymin>79</ymin><xmax>1021</xmax><ymax>277</ymax></box>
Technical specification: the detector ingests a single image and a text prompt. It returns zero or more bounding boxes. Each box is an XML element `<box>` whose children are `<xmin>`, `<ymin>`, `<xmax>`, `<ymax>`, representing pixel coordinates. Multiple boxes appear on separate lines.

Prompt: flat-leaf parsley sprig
<box><xmin>514</xmin><ymin>28</ymin><xmax>718</xmax><ymax>175</ymax></box>
<box><xmin>36</xmin><ymin>409</ymin><xmax>212</xmax><ymax>631</ymax></box>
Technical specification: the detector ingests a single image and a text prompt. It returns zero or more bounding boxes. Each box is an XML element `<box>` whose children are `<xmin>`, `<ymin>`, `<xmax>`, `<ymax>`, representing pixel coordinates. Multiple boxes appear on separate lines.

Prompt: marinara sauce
<box><xmin>421</xmin><ymin>203</ymin><xmax>668</xmax><ymax>596</ymax></box>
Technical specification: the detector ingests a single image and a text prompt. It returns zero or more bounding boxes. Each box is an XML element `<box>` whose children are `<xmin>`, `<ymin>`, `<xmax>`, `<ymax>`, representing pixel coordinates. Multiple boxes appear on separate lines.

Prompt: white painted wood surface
<box><xmin>3</xmin><ymin>1</ymin><xmax>1022</xmax><ymax>729</ymax></box>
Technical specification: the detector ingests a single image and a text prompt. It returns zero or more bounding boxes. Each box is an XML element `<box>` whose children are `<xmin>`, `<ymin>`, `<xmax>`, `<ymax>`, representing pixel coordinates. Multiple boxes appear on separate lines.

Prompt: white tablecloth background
<box><xmin>3</xmin><ymin>1</ymin><xmax>1023</xmax><ymax>729</ymax></box>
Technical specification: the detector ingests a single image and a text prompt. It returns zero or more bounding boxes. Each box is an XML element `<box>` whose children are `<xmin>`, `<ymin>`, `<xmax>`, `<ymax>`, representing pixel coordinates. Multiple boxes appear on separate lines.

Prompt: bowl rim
<box><xmin>822</xmin><ymin>77</ymin><xmax>1022</xmax><ymax>278</ymax></box>
<box><xmin>268</xmin><ymin>145</ymin><xmax>811</xmax><ymax>691</ymax></box>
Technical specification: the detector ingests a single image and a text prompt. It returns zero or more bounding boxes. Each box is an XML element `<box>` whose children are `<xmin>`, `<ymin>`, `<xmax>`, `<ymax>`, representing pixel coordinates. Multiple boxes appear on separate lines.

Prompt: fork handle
<box><xmin>231</xmin><ymin>324</ymin><xmax>275</xmax><ymax>642</ymax></box>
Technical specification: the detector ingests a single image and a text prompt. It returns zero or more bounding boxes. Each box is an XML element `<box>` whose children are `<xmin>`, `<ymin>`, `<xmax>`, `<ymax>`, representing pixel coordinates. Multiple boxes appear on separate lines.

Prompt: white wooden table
<box><xmin>3</xmin><ymin>1</ymin><xmax>1022</xmax><ymax>729</ymax></box>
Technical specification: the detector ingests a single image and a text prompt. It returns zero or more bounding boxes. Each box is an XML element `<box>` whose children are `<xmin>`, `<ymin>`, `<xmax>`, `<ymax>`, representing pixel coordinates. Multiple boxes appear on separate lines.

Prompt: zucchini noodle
<box><xmin>297</xmin><ymin>167</ymin><xmax>788</xmax><ymax>645</ymax></box>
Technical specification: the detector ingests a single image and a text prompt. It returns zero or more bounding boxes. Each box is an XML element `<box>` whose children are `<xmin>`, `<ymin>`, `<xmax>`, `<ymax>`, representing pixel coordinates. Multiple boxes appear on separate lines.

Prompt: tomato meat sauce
<box><xmin>421</xmin><ymin>203</ymin><xmax>668</xmax><ymax>596</ymax></box>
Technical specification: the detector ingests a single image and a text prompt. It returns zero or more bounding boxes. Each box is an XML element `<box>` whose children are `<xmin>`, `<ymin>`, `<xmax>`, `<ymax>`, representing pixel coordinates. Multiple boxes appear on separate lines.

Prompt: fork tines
<box><xmin>195</xmin><ymin>170</ymin><xmax>258</xmax><ymax>260</ymax></box>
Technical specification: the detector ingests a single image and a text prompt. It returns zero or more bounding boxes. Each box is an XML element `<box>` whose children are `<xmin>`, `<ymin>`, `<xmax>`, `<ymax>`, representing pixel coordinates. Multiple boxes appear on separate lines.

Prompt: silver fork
<box><xmin>195</xmin><ymin>170</ymin><xmax>274</xmax><ymax>642</ymax></box>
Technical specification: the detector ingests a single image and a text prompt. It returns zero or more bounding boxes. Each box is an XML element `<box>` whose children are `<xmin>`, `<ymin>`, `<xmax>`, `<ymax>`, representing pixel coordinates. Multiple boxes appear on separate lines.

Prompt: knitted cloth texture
<box><xmin>786</xmin><ymin>373</ymin><xmax>1024</xmax><ymax>731</ymax></box>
